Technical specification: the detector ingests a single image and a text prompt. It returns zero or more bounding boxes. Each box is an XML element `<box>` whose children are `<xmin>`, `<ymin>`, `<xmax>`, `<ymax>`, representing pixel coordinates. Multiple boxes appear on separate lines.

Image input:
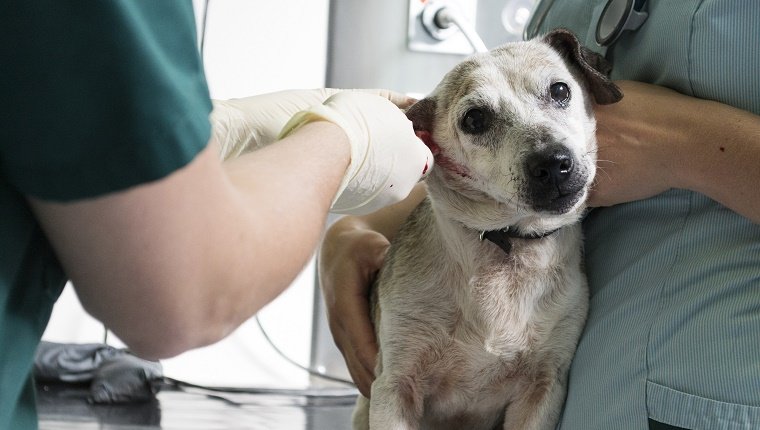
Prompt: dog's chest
<box><xmin>374</xmin><ymin>201</ymin><xmax>586</xmax><ymax>427</ymax></box>
<box><xmin>417</xmin><ymin>318</ymin><xmax>538</xmax><ymax>429</ymax></box>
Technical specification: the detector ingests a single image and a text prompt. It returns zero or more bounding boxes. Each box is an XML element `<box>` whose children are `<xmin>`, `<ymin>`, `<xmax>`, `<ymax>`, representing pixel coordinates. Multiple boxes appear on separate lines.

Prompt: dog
<box><xmin>351</xmin><ymin>29</ymin><xmax>622</xmax><ymax>430</ymax></box>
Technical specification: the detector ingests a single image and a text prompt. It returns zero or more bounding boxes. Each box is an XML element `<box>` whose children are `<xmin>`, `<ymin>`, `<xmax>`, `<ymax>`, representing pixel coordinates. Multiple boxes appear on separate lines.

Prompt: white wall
<box><xmin>43</xmin><ymin>0</ymin><xmax>330</xmax><ymax>389</ymax></box>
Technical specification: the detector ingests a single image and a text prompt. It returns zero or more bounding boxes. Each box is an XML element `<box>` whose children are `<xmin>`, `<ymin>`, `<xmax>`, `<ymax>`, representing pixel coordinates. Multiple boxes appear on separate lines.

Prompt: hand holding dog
<box><xmin>318</xmin><ymin>219</ymin><xmax>385</xmax><ymax>397</ymax></box>
<box><xmin>590</xmin><ymin>80</ymin><xmax>760</xmax><ymax>223</ymax></box>
<box><xmin>318</xmin><ymin>183</ymin><xmax>428</xmax><ymax>398</ymax></box>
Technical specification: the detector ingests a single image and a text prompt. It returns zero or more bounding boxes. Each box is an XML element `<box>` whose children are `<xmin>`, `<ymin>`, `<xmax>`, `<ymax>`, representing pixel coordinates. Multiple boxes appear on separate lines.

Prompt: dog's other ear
<box><xmin>543</xmin><ymin>28</ymin><xmax>623</xmax><ymax>105</ymax></box>
<box><xmin>405</xmin><ymin>97</ymin><xmax>437</xmax><ymax>132</ymax></box>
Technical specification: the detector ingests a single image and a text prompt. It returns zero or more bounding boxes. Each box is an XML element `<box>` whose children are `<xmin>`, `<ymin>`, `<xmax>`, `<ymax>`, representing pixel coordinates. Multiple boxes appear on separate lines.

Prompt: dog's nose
<box><xmin>526</xmin><ymin>147</ymin><xmax>574</xmax><ymax>186</ymax></box>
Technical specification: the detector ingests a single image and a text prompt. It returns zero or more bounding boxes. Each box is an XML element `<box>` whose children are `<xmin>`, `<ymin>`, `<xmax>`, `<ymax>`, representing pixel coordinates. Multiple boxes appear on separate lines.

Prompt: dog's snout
<box><xmin>527</xmin><ymin>148</ymin><xmax>574</xmax><ymax>186</ymax></box>
<box><xmin>523</xmin><ymin>146</ymin><xmax>587</xmax><ymax>213</ymax></box>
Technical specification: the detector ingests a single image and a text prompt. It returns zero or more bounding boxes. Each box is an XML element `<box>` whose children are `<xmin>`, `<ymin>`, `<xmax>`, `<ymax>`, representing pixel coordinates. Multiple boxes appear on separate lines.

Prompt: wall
<box><xmin>42</xmin><ymin>0</ymin><xmax>330</xmax><ymax>389</ymax></box>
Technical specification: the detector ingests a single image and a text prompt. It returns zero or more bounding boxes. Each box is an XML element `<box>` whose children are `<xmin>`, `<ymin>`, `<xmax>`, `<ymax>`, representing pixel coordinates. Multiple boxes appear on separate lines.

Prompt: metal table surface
<box><xmin>37</xmin><ymin>382</ymin><xmax>357</xmax><ymax>430</ymax></box>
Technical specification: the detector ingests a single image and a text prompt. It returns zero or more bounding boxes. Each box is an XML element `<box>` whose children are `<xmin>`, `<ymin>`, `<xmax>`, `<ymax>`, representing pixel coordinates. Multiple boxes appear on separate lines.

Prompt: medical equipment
<box><xmin>525</xmin><ymin>0</ymin><xmax>648</xmax><ymax>47</ymax></box>
<box><xmin>421</xmin><ymin>1</ymin><xmax>489</xmax><ymax>53</ymax></box>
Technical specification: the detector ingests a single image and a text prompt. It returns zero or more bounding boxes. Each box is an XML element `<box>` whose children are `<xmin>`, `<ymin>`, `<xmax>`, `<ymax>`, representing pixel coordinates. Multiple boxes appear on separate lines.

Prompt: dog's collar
<box><xmin>479</xmin><ymin>226</ymin><xmax>560</xmax><ymax>254</ymax></box>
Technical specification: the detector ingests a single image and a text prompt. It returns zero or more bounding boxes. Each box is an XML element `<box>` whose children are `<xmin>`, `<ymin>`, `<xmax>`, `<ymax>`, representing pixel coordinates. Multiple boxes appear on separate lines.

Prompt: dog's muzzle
<box><xmin>523</xmin><ymin>145</ymin><xmax>588</xmax><ymax>213</ymax></box>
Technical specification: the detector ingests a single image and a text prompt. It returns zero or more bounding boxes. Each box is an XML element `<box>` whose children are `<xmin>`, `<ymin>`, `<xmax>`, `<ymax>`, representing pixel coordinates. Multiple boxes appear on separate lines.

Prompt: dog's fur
<box><xmin>352</xmin><ymin>29</ymin><xmax>622</xmax><ymax>430</ymax></box>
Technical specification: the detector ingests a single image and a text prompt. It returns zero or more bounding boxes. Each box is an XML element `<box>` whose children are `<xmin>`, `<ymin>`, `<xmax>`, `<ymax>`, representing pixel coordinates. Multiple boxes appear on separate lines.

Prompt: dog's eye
<box><xmin>461</xmin><ymin>108</ymin><xmax>490</xmax><ymax>134</ymax></box>
<box><xmin>550</xmin><ymin>82</ymin><xmax>571</xmax><ymax>106</ymax></box>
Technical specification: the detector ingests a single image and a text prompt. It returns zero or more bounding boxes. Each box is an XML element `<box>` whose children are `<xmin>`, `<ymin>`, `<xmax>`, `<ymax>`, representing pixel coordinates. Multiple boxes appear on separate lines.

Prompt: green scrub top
<box><xmin>532</xmin><ymin>1</ymin><xmax>760</xmax><ymax>428</ymax></box>
<box><xmin>0</xmin><ymin>1</ymin><xmax>212</xmax><ymax>428</ymax></box>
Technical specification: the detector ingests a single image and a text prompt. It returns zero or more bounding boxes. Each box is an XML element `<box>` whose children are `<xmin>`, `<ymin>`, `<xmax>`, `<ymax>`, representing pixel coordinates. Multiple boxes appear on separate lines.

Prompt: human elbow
<box><xmin>89</xmin><ymin>282</ymin><xmax>237</xmax><ymax>360</ymax></box>
<box><xmin>115</xmin><ymin>310</ymin><xmax>233</xmax><ymax>361</ymax></box>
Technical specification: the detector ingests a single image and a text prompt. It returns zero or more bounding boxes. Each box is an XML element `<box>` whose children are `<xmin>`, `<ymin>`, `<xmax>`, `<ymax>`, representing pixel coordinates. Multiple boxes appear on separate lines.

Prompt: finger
<box><xmin>330</xmin><ymin>313</ymin><xmax>376</xmax><ymax>397</ymax></box>
<box><xmin>354</xmin><ymin>88</ymin><xmax>417</xmax><ymax>109</ymax></box>
<box><xmin>339</xmin><ymin>291</ymin><xmax>378</xmax><ymax>385</ymax></box>
<box><xmin>344</xmin><ymin>341</ymin><xmax>376</xmax><ymax>398</ymax></box>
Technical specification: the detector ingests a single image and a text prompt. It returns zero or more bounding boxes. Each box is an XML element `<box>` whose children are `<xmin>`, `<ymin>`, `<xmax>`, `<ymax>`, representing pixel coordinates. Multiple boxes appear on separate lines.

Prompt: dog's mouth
<box><xmin>528</xmin><ymin>187</ymin><xmax>586</xmax><ymax>214</ymax></box>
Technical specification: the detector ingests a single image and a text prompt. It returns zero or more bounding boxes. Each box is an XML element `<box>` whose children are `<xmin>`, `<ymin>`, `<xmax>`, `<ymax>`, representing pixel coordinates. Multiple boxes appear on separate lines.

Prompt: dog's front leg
<box><xmin>502</xmin><ymin>373</ymin><xmax>567</xmax><ymax>430</ymax></box>
<box><xmin>369</xmin><ymin>373</ymin><xmax>423</xmax><ymax>430</ymax></box>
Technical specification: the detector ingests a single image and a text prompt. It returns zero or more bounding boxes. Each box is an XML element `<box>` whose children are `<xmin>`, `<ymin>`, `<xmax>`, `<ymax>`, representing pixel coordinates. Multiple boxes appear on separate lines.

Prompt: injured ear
<box><xmin>405</xmin><ymin>97</ymin><xmax>437</xmax><ymax>133</ymax></box>
<box><xmin>405</xmin><ymin>98</ymin><xmax>440</xmax><ymax>155</ymax></box>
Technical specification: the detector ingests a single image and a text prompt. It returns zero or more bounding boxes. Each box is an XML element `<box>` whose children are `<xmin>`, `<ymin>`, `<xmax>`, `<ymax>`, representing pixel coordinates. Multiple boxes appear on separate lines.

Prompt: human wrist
<box><xmin>666</xmin><ymin>98</ymin><xmax>732</xmax><ymax>193</ymax></box>
<box><xmin>289</xmin><ymin>119</ymin><xmax>351</xmax><ymax>170</ymax></box>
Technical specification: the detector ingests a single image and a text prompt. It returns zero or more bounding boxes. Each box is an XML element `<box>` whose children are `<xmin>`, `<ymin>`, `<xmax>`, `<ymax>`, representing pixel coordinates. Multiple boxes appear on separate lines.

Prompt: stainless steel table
<box><xmin>37</xmin><ymin>382</ymin><xmax>357</xmax><ymax>430</ymax></box>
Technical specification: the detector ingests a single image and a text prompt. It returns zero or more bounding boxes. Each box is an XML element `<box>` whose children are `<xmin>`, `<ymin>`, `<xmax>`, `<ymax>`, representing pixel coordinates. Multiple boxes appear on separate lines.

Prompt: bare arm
<box><xmin>318</xmin><ymin>182</ymin><xmax>428</xmax><ymax>396</ymax></box>
<box><xmin>30</xmin><ymin>121</ymin><xmax>349</xmax><ymax>360</ymax></box>
<box><xmin>591</xmin><ymin>80</ymin><xmax>760</xmax><ymax>223</ymax></box>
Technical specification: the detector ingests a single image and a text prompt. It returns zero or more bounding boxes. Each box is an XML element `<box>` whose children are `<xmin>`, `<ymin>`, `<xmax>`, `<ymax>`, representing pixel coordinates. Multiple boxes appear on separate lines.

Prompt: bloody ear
<box><xmin>405</xmin><ymin>97</ymin><xmax>437</xmax><ymax>132</ymax></box>
<box><xmin>405</xmin><ymin>97</ymin><xmax>439</xmax><ymax>155</ymax></box>
<box><xmin>543</xmin><ymin>28</ymin><xmax>623</xmax><ymax>105</ymax></box>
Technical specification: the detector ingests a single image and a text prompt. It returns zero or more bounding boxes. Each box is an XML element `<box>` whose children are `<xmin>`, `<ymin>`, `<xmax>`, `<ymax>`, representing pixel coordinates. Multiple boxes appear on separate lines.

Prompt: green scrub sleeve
<box><xmin>0</xmin><ymin>0</ymin><xmax>213</xmax><ymax>201</ymax></box>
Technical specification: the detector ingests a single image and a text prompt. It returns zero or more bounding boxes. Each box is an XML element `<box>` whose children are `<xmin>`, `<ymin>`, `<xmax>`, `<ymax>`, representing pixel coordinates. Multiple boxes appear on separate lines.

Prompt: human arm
<box><xmin>212</xmin><ymin>89</ymin><xmax>430</xmax><ymax>215</ymax></box>
<box><xmin>590</xmin><ymin>80</ymin><xmax>760</xmax><ymax>223</ymax></box>
<box><xmin>29</xmin><ymin>121</ymin><xmax>349</xmax><ymax>360</ymax></box>
<box><xmin>211</xmin><ymin>88</ymin><xmax>417</xmax><ymax>159</ymax></box>
<box><xmin>318</xmin><ymin>182</ymin><xmax>428</xmax><ymax>397</ymax></box>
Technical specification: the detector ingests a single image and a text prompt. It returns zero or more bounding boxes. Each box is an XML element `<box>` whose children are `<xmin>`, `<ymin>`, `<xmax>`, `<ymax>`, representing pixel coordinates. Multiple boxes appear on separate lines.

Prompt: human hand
<box><xmin>211</xmin><ymin>89</ymin><xmax>418</xmax><ymax>160</ymax></box>
<box><xmin>589</xmin><ymin>81</ymin><xmax>685</xmax><ymax>207</ymax></box>
<box><xmin>280</xmin><ymin>91</ymin><xmax>434</xmax><ymax>215</ymax></box>
<box><xmin>318</xmin><ymin>219</ymin><xmax>388</xmax><ymax>397</ymax></box>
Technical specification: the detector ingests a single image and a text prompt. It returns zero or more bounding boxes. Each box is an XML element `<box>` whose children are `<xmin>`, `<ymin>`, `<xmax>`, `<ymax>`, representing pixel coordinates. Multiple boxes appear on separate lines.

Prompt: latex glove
<box><xmin>210</xmin><ymin>89</ymin><xmax>418</xmax><ymax>160</ymax></box>
<box><xmin>279</xmin><ymin>91</ymin><xmax>434</xmax><ymax>215</ymax></box>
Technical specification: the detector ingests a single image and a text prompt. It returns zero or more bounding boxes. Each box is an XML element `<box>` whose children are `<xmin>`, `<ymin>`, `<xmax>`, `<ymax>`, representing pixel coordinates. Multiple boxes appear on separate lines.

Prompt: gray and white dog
<box><xmin>352</xmin><ymin>29</ymin><xmax>622</xmax><ymax>430</ymax></box>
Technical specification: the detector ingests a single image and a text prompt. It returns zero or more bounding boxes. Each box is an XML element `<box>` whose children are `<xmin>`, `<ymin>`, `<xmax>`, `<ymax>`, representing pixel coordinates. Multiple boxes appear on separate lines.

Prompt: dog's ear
<box><xmin>405</xmin><ymin>97</ymin><xmax>437</xmax><ymax>132</ymax></box>
<box><xmin>406</xmin><ymin>97</ymin><xmax>438</xmax><ymax>154</ymax></box>
<box><xmin>543</xmin><ymin>28</ymin><xmax>623</xmax><ymax>105</ymax></box>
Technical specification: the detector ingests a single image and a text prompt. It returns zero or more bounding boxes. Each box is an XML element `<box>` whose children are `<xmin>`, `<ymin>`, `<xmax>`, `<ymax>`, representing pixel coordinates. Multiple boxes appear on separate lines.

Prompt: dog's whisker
<box><xmin>595</xmin><ymin>165</ymin><xmax>613</xmax><ymax>181</ymax></box>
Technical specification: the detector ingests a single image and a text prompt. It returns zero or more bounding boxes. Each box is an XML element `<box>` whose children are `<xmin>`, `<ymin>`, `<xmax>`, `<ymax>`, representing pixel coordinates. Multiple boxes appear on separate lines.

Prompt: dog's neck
<box><xmin>479</xmin><ymin>227</ymin><xmax>561</xmax><ymax>254</ymax></box>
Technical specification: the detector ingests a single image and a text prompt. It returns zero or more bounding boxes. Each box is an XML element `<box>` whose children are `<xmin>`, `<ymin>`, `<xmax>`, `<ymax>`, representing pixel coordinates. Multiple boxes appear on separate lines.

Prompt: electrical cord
<box><xmin>160</xmin><ymin>315</ymin><xmax>359</xmax><ymax>404</ymax></box>
<box><xmin>255</xmin><ymin>315</ymin><xmax>356</xmax><ymax>386</ymax></box>
<box><xmin>434</xmin><ymin>6</ymin><xmax>488</xmax><ymax>53</ymax></box>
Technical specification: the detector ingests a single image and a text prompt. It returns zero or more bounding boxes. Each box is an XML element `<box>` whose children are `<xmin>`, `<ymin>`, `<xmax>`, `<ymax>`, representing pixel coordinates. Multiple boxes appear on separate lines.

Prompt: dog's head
<box><xmin>408</xmin><ymin>29</ymin><xmax>622</xmax><ymax>233</ymax></box>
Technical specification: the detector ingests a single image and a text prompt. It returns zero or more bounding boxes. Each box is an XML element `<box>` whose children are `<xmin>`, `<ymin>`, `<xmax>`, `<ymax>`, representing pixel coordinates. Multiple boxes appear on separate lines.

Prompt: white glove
<box><xmin>279</xmin><ymin>91</ymin><xmax>434</xmax><ymax>215</ymax></box>
<box><xmin>210</xmin><ymin>89</ymin><xmax>417</xmax><ymax>160</ymax></box>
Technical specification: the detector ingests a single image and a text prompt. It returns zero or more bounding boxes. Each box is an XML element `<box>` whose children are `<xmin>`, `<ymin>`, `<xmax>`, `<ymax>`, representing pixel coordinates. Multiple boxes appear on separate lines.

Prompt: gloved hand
<box><xmin>279</xmin><ymin>91</ymin><xmax>434</xmax><ymax>215</ymax></box>
<box><xmin>210</xmin><ymin>89</ymin><xmax>417</xmax><ymax>160</ymax></box>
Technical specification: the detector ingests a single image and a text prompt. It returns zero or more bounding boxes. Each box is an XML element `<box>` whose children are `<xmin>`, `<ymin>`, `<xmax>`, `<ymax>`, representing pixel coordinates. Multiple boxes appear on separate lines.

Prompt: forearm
<box><xmin>671</xmin><ymin>99</ymin><xmax>760</xmax><ymax>223</ymax></box>
<box><xmin>592</xmin><ymin>81</ymin><xmax>760</xmax><ymax>223</ymax></box>
<box><xmin>217</xmin><ymin>121</ymin><xmax>350</xmax><ymax>311</ymax></box>
<box><xmin>30</xmin><ymin>121</ymin><xmax>350</xmax><ymax>359</ymax></box>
